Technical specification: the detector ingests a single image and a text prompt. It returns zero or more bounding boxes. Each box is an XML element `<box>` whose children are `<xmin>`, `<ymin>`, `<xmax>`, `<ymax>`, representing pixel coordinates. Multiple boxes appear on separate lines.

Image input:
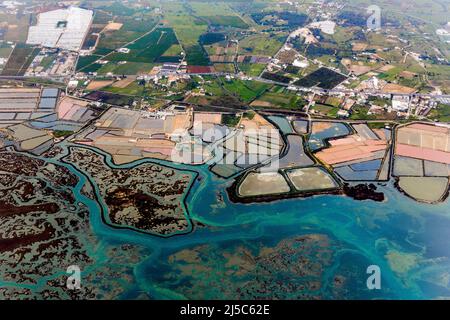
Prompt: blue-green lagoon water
<box><xmin>2</xmin><ymin>143</ymin><xmax>450</xmax><ymax>299</ymax></box>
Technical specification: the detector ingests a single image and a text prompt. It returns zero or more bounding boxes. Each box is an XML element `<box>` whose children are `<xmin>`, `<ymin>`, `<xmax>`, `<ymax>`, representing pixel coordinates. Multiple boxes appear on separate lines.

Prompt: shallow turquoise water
<box><xmin>29</xmin><ymin>144</ymin><xmax>450</xmax><ymax>299</ymax></box>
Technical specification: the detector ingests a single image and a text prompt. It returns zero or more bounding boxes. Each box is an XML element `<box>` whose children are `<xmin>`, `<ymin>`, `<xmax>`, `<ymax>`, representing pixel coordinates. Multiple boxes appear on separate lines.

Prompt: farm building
<box><xmin>26</xmin><ymin>7</ymin><xmax>93</xmax><ymax>51</ymax></box>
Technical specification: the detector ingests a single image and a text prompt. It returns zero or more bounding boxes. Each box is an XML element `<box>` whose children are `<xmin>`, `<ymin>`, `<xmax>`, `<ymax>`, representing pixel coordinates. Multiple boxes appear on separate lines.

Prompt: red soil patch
<box><xmin>187</xmin><ymin>66</ymin><xmax>215</xmax><ymax>74</ymax></box>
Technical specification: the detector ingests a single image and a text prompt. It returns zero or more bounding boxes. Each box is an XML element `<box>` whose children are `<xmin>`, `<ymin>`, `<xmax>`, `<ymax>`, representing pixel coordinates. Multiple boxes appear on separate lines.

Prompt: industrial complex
<box><xmin>26</xmin><ymin>7</ymin><xmax>93</xmax><ymax>51</ymax></box>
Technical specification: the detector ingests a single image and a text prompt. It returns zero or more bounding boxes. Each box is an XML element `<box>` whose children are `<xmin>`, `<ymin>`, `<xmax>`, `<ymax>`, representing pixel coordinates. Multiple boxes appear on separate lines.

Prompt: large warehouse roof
<box><xmin>26</xmin><ymin>7</ymin><xmax>93</xmax><ymax>51</ymax></box>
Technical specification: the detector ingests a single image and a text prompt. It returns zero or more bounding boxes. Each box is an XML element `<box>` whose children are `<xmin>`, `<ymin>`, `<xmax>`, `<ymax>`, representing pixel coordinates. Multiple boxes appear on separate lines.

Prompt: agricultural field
<box><xmin>250</xmin><ymin>86</ymin><xmax>307</xmax><ymax>109</ymax></box>
<box><xmin>221</xmin><ymin>78</ymin><xmax>271</xmax><ymax>103</ymax></box>
<box><xmin>201</xmin><ymin>33</ymin><xmax>227</xmax><ymax>46</ymax></box>
<box><xmin>94</xmin><ymin>19</ymin><xmax>158</xmax><ymax>54</ymax></box>
<box><xmin>83</xmin><ymin>91</ymin><xmax>134</xmax><ymax>106</ymax></box>
<box><xmin>0</xmin><ymin>12</ymin><xmax>31</xmax><ymax>42</ymax></box>
<box><xmin>294</xmin><ymin>67</ymin><xmax>348</xmax><ymax>89</ymax></box>
<box><xmin>161</xmin><ymin>44</ymin><xmax>183</xmax><ymax>62</ymax></box>
<box><xmin>101</xmin><ymin>81</ymin><xmax>146</xmax><ymax>96</ymax></box>
<box><xmin>310</xmin><ymin>104</ymin><xmax>340</xmax><ymax>117</ymax></box>
<box><xmin>96</xmin><ymin>62</ymin><xmax>156</xmax><ymax>76</ymax></box>
<box><xmin>238</xmin><ymin>63</ymin><xmax>266</xmax><ymax>77</ymax></box>
<box><xmin>0</xmin><ymin>43</ymin><xmax>13</xmax><ymax>72</ymax></box>
<box><xmin>428</xmin><ymin>103</ymin><xmax>450</xmax><ymax>122</ymax></box>
<box><xmin>162</xmin><ymin>11</ymin><xmax>210</xmax><ymax>66</ymax></box>
<box><xmin>213</xmin><ymin>63</ymin><xmax>235</xmax><ymax>73</ymax></box>
<box><xmin>185</xmin><ymin>45</ymin><xmax>210</xmax><ymax>66</ymax></box>
<box><xmin>238</xmin><ymin>33</ymin><xmax>287</xmax><ymax>57</ymax></box>
<box><xmin>76</xmin><ymin>55</ymin><xmax>102</xmax><ymax>71</ymax></box>
<box><xmin>251</xmin><ymin>10</ymin><xmax>309</xmax><ymax>29</ymax></box>
<box><xmin>190</xmin><ymin>2</ymin><xmax>249</xmax><ymax>29</ymax></box>
<box><xmin>261</xmin><ymin>72</ymin><xmax>292</xmax><ymax>84</ymax></box>
<box><xmin>2</xmin><ymin>0</ymin><xmax>450</xmax><ymax>304</ymax></box>
<box><xmin>185</xmin><ymin>76</ymin><xmax>271</xmax><ymax>109</ymax></box>
<box><xmin>1</xmin><ymin>44</ymin><xmax>40</xmax><ymax>76</ymax></box>
<box><xmin>105</xmin><ymin>28</ymin><xmax>180</xmax><ymax>64</ymax></box>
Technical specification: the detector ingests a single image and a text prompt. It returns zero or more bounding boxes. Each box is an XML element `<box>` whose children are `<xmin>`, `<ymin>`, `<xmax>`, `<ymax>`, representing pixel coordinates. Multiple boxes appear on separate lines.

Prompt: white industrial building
<box><xmin>392</xmin><ymin>95</ymin><xmax>410</xmax><ymax>112</ymax></box>
<box><xmin>26</xmin><ymin>7</ymin><xmax>93</xmax><ymax>51</ymax></box>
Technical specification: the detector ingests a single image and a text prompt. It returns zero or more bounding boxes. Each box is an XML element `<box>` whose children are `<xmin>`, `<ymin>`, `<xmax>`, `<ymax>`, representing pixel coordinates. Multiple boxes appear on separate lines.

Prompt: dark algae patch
<box><xmin>343</xmin><ymin>183</ymin><xmax>385</xmax><ymax>202</ymax></box>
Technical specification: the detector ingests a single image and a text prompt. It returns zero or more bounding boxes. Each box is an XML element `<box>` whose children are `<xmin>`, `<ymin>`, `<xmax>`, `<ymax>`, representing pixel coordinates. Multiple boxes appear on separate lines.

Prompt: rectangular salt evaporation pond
<box><xmin>397</xmin><ymin>129</ymin><xmax>422</xmax><ymax>146</ymax></box>
<box><xmin>0</xmin><ymin>100</ymin><xmax>37</xmax><ymax>111</ymax></box>
<box><xmin>334</xmin><ymin>166</ymin><xmax>378</xmax><ymax>181</ymax></box>
<box><xmin>334</xmin><ymin>158</ymin><xmax>384</xmax><ymax>181</ymax></box>
<box><xmin>0</xmin><ymin>113</ymin><xmax>16</xmax><ymax>120</ymax></box>
<box><xmin>352</xmin><ymin>124</ymin><xmax>379</xmax><ymax>140</ymax></box>
<box><xmin>8</xmin><ymin>124</ymin><xmax>46</xmax><ymax>141</ymax></box>
<box><xmin>279</xmin><ymin>135</ymin><xmax>315</xmax><ymax>168</ymax></box>
<box><xmin>191</xmin><ymin>123</ymin><xmax>230</xmax><ymax>143</ymax></box>
<box><xmin>292</xmin><ymin>119</ymin><xmax>308</xmax><ymax>134</ymax></box>
<box><xmin>424</xmin><ymin>160</ymin><xmax>450</xmax><ymax>177</ymax></box>
<box><xmin>15</xmin><ymin>113</ymin><xmax>32</xmax><ymax>120</ymax></box>
<box><xmin>308</xmin><ymin>122</ymin><xmax>351</xmax><ymax>151</ymax></box>
<box><xmin>30</xmin><ymin>113</ymin><xmax>58</xmax><ymax>123</ymax></box>
<box><xmin>393</xmin><ymin>156</ymin><xmax>423</xmax><ymax>176</ymax></box>
<box><xmin>285</xmin><ymin>167</ymin><xmax>338</xmax><ymax>192</ymax></box>
<box><xmin>41</xmin><ymin>88</ymin><xmax>59</xmax><ymax>98</ymax></box>
<box><xmin>350</xmin><ymin>159</ymin><xmax>382</xmax><ymax>171</ymax></box>
<box><xmin>211</xmin><ymin>163</ymin><xmax>243</xmax><ymax>178</ymax></box>
<box><xmin>0</xmin><ymin>91</ymin><xmax>40</xmax><ymax>98</ymax></box>
<box><xmin>111</xmin><ymin>114</ymin><xmax>140</xmax><ymax>129</ymax></box>
<box><xmin>37</xmin><ymin>97</ymin><xmax>57</xmax><ymax>110</ymax></box>
<box><xmin>235</xmin><ymin>153</ymin><xmax>272</xmax><ymax>169</ymax></box>
<box><xmin>238</xmin><ymin>172</ymin><xmax>290</xmax><ymax>197</ymax></box>
<box><xmin>267</xmin><ymin>116</ymin><xmax>294</xmax><ymax>135</ymax></box>
<box><xmin>69</xmin><ymin>108</ymin><xmax>93</xmax><ymax>122</ymax></box>
<box><xmin>21</xmin><ymin>135</ymin><xmax>53</xmax><ymax>150</ymax></box>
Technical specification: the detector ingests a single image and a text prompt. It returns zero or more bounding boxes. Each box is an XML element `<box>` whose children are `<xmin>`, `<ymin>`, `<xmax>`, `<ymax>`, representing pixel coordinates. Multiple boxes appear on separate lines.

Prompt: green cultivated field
<box><xmin>311</xmin><ymin>104</ymin><xmax>339</xmax><ymax>117</ymax></box>
<box><xmin>94</xmin><ymin>16</ymin><xmax>157</xmax><ymax>54</ymax></box>
<box><xmin>190</xmin><ymin>2</ymin><xmax>249</xmax><ymax>28</ymax></box>
<box><xmin>76</xmin><ymin>55</ymin><xmax>102</xmax><ymax>71</ymax></box>
<box><xmin>213</xmin><ymin>63</ymin><xmax>235</xmax><ymax>73</ymax></box>
<box><xmin>106</xmin><ymin>28</ymin><xmax>180</xmax><ymax>63</ymax></box>
<box><xmin>162</xmin><ymin>44</ymin><xmax>183</xmax><ymax>57</ymax></box>
<box><xmin>163</xmin><ymin>13</ymin><xmax>210</xmax><ymax>65</ymax></box>
<box><xmin>185</xmin><ymin>45</ymin><xmax>210</xmax><ymax>66</ymax></box>
<box><xmin>222</xmin><ymin>78</ymin><xmax>271</xmax><ymax>103</ymax></box>
<box><xmin>194</xmin><ymin>76</ymin><xmax>272</xmax><ymax>103</ymax></box>
<box><xmin>161</xmin><ymin>2</ymin><xmax>249</xmax><ymax>65</ymax></box>
<box><xmin>238</xmin><ymin>33</ymin><xmax>287</xmax><ymax>57</ymax></box>
<box><xmin>96</xmin><ymin>62</ymin><xmax>156</xmax><ymax>75</ymax></box>
<box><xmin>79</xmin><ymin>63</ymin><xmax>103</xmax><ymax>74</ymax></box>
<box><xmin>0</xmin><ymin>43</ymin><xmax>13</xmax><ymax>59</ymax></box>
<box><xmin>428</xmin><ymin>103</ymin><xmax>450</xmax><ymax>122</ymax></box>
<box><xmin>238</xmin><ymin>63</ymin><xmax>266</xmax><ymax>77</ymax></box>
<box><xmin>1</xmin><ymin>44</ymin><xmax>40</xmax><ymax>76</ymax></box>
<box><xmin>252</xmin><ymin>86</ymin><xmax>307</xmax><ymax>109</ymax></box>
<box><xmin>102</xmin><ymin>81</ymin><xmax>146</xmax><ymax>96</ymax></box>
<box><xmin>205</xmin><ymin>16</ymin><xmax>248</xmax><ymax>29</ymax></box>
<box><xmin>165</xmin><ymin>14</ymin><xmax>208</xmax><ymax>46</ymax></box>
